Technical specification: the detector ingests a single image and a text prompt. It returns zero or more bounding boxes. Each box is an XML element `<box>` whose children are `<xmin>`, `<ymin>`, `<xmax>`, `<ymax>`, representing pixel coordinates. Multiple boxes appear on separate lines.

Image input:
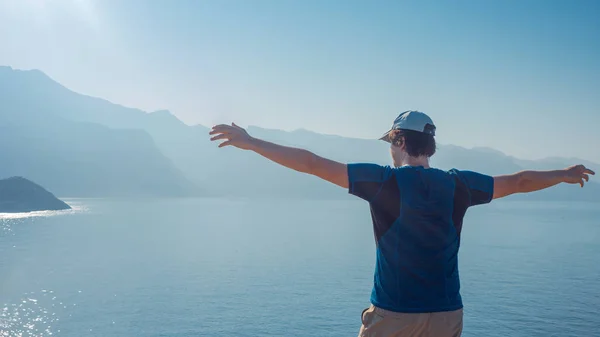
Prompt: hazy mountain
<box><xmin>0</xmin><ymin>66</ymin><xmax>597</xmax><ymax>200</ymax></box>
<box><xmin>0</xmin><ymin>176</ymin><xmax>70</xmax><ymax>213</ymax></box>
<box><xmin>0</xmin><ymin>66</ymin><xmax>198</xmax><ymax>197</ymax></box>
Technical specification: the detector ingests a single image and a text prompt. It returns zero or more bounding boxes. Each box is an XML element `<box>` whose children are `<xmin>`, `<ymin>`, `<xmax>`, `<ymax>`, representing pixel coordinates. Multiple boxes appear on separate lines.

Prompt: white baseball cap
<box><xmin>379</xmin><ymin>110</ymin><xmax>436</xmax><ymax>142</ymax></box>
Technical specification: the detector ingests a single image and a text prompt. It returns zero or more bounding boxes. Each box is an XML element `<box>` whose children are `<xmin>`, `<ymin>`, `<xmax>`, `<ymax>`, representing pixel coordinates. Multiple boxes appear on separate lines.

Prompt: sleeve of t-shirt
<box><xmin>457</xmin><ymin>170</ymin><xmax>495</xmax><ymax>206</ymax></box>
<box><xmin>347</xmin><ymin>163</ymin><xmax>392</xmax><ymax>202</ymax></box>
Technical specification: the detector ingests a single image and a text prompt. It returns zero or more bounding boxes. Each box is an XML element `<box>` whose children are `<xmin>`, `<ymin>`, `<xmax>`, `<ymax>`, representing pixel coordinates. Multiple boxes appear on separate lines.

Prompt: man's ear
<box><xmin>392</xmin><ymin>136</ymin><xmax>404</xmax><ymax>149</ymax></box>
<box><xmin>389</xmin><ymin>130</ymin><xmax>401</xmax><ymax>146</ymax></box>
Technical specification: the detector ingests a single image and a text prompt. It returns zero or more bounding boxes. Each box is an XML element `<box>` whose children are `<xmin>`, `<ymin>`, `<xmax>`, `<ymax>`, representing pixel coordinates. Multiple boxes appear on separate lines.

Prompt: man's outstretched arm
<box><xmin>209</xmin><ymin>123</ymin><xmax>348</xmax><ymax>188</ymax></box>
<box><xmin>492</xmin><ymin>165</ymin><xmax>595</xmax><ymax>199</ymax></box>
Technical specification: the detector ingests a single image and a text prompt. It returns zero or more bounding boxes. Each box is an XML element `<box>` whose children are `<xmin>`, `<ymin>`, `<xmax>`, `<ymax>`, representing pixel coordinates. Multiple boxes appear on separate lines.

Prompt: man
<box><xmin>209</xmin><ymin>111</ymin><xmax>594</xmax><ymax>337</ymax></box>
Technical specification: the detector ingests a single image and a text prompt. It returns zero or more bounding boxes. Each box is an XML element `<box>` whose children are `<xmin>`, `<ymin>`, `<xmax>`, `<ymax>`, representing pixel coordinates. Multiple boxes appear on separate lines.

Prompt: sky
<box><xmin>0</xmin><ymin>0</ymin><xmax>599</xmax><ymax>162</ymax></box>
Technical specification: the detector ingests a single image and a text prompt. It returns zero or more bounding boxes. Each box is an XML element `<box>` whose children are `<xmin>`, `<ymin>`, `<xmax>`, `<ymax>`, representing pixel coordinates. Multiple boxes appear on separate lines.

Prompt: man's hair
<box><xmin>391</xmin><ymin>129</ymin><xmax>436</xmax><ymax>157</ymax></box>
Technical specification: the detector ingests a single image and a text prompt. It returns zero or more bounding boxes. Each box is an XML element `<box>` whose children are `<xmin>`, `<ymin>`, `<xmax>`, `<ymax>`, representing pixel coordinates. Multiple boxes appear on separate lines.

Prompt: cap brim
<box><xmin>379</xmin><ymin>130</ymin><xmax>392</xmax><ymax>143</ymax></box>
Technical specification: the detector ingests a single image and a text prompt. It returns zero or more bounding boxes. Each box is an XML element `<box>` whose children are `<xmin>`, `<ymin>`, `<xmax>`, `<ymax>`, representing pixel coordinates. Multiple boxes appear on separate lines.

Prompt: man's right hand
<box><xmin>562</xmin><ymin>165</ymin><xmax>595</xmax><ymax>187</ymax></box>
<box><xmin>209</xmin><ymin>123</ymin><xmax>255</xmax><ymax>150</ymax></box>
<box><xmin>208</xmin><ymin>122</ymin><xmax>349</xmax><ymax>189</ymax></box>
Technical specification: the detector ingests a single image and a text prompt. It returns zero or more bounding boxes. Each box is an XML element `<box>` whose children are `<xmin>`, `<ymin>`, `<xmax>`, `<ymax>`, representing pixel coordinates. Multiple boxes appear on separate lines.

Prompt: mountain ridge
<box><xmin>1</xmin><ymin>65</ymin><xmax>597</xmax><ymax>200</ymax></box>
<box><xmin>0</xmin><ymin>66</ymin><xmax>200</xmax><ymax>197</ymax></box>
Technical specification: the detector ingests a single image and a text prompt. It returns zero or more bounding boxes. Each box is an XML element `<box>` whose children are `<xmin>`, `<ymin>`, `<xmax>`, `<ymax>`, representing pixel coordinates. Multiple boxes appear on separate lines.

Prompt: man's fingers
<box><xmin>580</xmin><ymin>178</ymin><xmax>584</xmax><ymax>188</ymax></box>
<box><xmin>210</xmin><ymin>124</ymin><xmax>235</xmax><ymax>134</ymax></box>
<box><xmin>213</xmin><ymin>123</ymin><xmax>233</xmax><ymax>129</ymax></box>
<box><xmin>209</xmin><ymin>128</ymin><xmax>229</xmax><ymax>135</ymax></box>
<box><xmin>209</xmin><ymin>129</ymin><xmax>232</xmax><ymax>136</ymax></box>
<box><xmin>218</xmin><ymin>140</ymin><xmax>232</xmax><ymax>148</ymax></box>
<box><xmin>582</xmin><ymin>173</ymin><xmax>589</xmax><ymax>182</ymax></box>
<box><xmin>210</xmin><ymin>126</ymin><xmax>231</xmax><ymax>133</ymax></box>
<box><xmin>209</xmin><ymin>123</ymin><xmax>244</xmax><ymax>148</ymax></box>
<box><xmin>584</xmin><ymin>168</ymin><xmax>595</xmax><ymax>175</ymax></box>
<box><xmin>210</xmin><ymin>134</ymin><xmax>229</xmax><ymax>141</ymax></box>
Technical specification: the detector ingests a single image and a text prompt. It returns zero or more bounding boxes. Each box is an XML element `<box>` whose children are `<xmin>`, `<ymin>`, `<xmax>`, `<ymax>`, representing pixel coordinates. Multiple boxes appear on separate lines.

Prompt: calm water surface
<box><xmin>1</xmin><ymin>198</ymin><xmax>599</xmax><ymax>336</ymax></box>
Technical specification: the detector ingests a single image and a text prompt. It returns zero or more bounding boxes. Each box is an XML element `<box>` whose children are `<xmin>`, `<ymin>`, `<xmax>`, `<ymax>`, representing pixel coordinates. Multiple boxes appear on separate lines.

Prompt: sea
<box><xmin>1</xmin><ymin>198</ymin><xmax>599</xmax><ymax>337</ymax></box>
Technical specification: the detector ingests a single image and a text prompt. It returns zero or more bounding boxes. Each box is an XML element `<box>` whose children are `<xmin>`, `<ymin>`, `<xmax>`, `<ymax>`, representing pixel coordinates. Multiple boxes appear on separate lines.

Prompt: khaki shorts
<box><xmin>358</xmin><ymin>305</ymin><xmax>463</xmax><ymax>337</ymax></box>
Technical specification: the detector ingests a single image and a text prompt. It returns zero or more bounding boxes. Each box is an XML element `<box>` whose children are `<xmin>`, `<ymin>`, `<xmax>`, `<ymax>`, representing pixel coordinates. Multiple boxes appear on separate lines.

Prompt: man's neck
<box><xmin>400</xmin><ymin>156</ymin><xmax>430</xmax><ymax>168</ymax></box>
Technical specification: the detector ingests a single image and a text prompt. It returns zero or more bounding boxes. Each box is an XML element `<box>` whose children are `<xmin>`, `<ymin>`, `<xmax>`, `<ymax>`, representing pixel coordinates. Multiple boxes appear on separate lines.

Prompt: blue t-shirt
<box><xmin>348</xmin><ymin>164</ymin><xmax>494</xmax><ymax>313</ymax></box>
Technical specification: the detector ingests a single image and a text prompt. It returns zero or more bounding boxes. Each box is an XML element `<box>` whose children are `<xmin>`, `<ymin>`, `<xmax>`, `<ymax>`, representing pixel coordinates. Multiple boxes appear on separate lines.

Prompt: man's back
<box><xmin>348</xmin><ymin>164</ymin><xmax>494</xmax><ymax>313</ymax></box>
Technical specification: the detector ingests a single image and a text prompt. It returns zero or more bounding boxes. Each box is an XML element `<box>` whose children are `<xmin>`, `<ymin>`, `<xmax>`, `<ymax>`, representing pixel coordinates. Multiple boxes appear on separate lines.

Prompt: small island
<box><xmin>0</xmin><ymin>176</ymin><xmax>71</xmax><ymax>213</ymax></box>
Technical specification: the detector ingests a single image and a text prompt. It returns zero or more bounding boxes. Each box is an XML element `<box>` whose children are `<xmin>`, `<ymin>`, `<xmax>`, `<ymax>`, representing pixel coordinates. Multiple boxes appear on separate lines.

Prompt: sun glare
<box><xmin>5</xmin><ymin>0</ymin><xmax>98</xmax><ymax>27</ymax></box>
